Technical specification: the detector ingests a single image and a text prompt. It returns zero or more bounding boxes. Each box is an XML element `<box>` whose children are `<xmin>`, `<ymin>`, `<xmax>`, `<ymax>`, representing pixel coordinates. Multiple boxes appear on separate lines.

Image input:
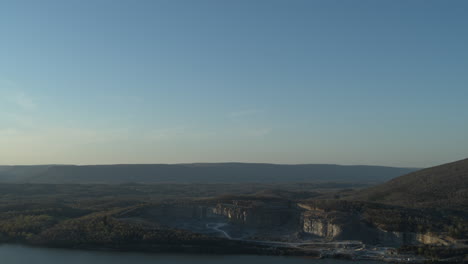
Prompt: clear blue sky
<box><xmin>1</xmin><ymin>0</ymin><xmax>467</xmax><ymax>167</ymax></box>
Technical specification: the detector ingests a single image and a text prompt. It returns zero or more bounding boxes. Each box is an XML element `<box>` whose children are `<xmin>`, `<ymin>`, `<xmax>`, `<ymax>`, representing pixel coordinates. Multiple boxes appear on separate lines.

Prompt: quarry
<box><xmin>116</xmin><ymin>198</ymin><xmax>459</xmax><ymax>262</ymax></box>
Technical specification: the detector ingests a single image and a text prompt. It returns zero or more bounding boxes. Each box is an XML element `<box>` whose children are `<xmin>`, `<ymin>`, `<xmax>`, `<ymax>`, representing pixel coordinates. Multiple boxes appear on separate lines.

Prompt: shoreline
<box><xmin>0</xmin><ymin>240</ymin><xmax>425</xmax><ymax>263</ymax></box>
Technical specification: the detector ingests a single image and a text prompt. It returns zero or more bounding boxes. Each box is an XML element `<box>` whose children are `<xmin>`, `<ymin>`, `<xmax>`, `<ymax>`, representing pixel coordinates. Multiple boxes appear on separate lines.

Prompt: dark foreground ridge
<box><xmin>0</xmin><ymin>163</ymin><xmax>416</xmax><ymax>184</ymax></box>
<box><xmin>352</xmin><ymin>158</ymin><xmax>468</xmax><ymax>211</ymax></box>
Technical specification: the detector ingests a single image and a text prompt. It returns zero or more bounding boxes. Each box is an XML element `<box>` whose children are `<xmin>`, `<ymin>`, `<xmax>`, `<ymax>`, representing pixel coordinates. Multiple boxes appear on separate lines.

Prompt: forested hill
<box><xmin>0</xmin><ymin>163</ymin><xmax>416</xmax><ymax>184</ymax></box>
<box><xmin>353</xmin><ymin>158</ymin><xmax>468</xmax><ymax>211</ymax></box>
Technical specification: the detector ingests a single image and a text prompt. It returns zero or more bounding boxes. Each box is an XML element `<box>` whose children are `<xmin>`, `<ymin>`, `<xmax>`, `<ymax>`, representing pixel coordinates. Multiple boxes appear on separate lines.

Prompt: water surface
<box><xmin>0</xmin><ymin>244</ymin><xmax>382</xmax><ymax>264</ymax></box>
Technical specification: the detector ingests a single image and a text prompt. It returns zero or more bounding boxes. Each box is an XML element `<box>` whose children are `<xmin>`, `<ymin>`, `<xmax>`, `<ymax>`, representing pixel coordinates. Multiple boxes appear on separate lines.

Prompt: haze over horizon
<box><xmin>0</xmin><ymin>161</ymin><xmax>422</xmax><ymax>168</ymax></box>
<box><xmin>1</xmin><ymin>0</ymin><xmax>468</xmax><ymax>167</ymax></box>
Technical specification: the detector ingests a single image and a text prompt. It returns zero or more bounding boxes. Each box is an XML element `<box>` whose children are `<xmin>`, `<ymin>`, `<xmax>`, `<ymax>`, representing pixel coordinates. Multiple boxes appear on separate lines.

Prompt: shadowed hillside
<box><xmin>0</xmin><ymin>163</ymin><xmax>416</xmax><ymax>184</ymax></box>
<box><xmin>353</xmin><ymin>158</ymin><xmax>468</xmax><ymax>211</ymax></box>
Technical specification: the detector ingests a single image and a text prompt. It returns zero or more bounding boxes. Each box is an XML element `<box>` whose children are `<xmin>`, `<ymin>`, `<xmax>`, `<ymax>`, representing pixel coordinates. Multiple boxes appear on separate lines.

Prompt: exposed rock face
<box><xmin>298</xmin><ymin>203</ymin><xmax>358</xmax><ymax>240</ymax></box>
<box><xmin>375</xmin><ymin>229</ymin><xmax>451</xmax><ymax>246</ymax></box>
<box><xmin>297</xmin><ymin>203</ymin><xmax>452</xmax><ymax>246</ymax></box>
<box><xmin>212</xmin><ymin>200</ymin><xmax>299</xmax><ymax>228</ymax></box>
<box><xmin>302</xmin><ymin>210</ymin><xmax>344</xmax><ymax>239</ymax></box>
<box><xmin>300</xmin><ymin>208</ymin><xmax>376</xmax><ymax>243</ymax></box>
<box><xmin>213</xmin><ymin>204</ymin><xmax>249</xmax><ymax>223</ymax></box>
<box><xmin>416</xmin><ymin>233</ymin><xmax>450</xmax><ymax>245</ymax></box>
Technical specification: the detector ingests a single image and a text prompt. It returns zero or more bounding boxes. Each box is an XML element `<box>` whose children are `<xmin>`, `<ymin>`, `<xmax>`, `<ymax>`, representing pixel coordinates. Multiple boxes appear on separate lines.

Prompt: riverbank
<box><xmin>0</xmin><ymin>244</ymin><xmax>385</xmax><ymax>264</ymax></box>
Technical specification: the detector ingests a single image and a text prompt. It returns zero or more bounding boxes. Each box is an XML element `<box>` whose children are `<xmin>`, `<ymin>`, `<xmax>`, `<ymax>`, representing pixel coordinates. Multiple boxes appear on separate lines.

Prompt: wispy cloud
<box><xmin>0</xmin><ymin>79</ymin><xmax>37</xmax><ymax>110</ymax></box>
<box><xmin>0</xmin><ymin>80</ymin><xmax>38</xmax><ymax>133</ymax></box>
<box><xmin>0</xmin><ymin>128</ymin><xmax>21</xmax><ymax>137</ymax></box>
<box><xmin>228</xmin><ymin>109</ymin><xmax>264</xmax><ymax>118</ymax></box>
<box><xmin>1</xmin><ymin>112</ymin><xmax>35</xmax><ymax>128</ymax></box>
<box><xmin>144</xmin><ymin>127</ymin><xmax>185</xmax><ymax>142</ymax></box>
<box><xmin>245</xmin><ymin>127</ymin><xmax>272</xmax><ymax>137</ymax></box>
<box><xmin>8</xmin><ymin>91</ymin><xmax>36</xmax><ymax>110</ymax></box>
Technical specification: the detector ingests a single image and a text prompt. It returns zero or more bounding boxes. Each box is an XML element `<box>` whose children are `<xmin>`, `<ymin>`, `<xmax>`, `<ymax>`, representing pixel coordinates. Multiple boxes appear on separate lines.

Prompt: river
<box><xmin>0</xmin><ymin>244</ymin><xmax>383</xmax><ymax>264</ymax></box>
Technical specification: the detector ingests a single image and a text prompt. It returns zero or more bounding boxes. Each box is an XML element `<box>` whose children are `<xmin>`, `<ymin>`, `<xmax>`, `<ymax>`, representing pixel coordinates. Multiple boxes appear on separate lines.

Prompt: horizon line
<box><xmin>0</xmin><ymin>161</ymin><xmax>421</xmax><ymax>169</ymax></box>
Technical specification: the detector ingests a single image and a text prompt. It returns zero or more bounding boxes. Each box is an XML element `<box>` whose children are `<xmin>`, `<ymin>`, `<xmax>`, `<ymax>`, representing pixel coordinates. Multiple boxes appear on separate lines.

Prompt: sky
<box><xmin>1</xmin><ymin>0</ymin><xmax>467</xmax><ymax>167</ymax></box>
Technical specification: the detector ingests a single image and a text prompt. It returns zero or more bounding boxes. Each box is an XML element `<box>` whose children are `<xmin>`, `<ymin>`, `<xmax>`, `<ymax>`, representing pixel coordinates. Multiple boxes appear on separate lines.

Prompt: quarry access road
<box><xmin>205</xmin><ymin>223</ymin><xmax>362</xmax><ymax>248</ymax></box>
<box><xmin>206</xmin><ymin>223</ymin><xmax>232</xmax><ymax>239</ymax></box>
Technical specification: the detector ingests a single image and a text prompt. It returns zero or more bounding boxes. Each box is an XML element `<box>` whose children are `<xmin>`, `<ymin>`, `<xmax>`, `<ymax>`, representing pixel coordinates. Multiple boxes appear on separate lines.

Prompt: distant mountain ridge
<box><xmin>0</xmin><ymin>163</ymin><xmax>417</xmax><ymax>184</ymax></box>
<box><xmin>353</xmin><ymin>158</ymin><xmax>468</xmax><ymax>211</ymax></box>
